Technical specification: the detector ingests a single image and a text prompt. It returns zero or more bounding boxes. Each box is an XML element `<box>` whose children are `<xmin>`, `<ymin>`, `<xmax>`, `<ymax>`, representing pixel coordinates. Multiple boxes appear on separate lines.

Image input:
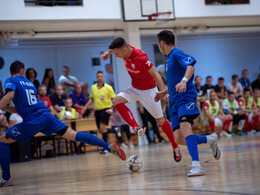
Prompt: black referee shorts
<box><xmin>95</xmin><ymin>108</ymin><xmax>111</xmax><ymax>129</ymax></box>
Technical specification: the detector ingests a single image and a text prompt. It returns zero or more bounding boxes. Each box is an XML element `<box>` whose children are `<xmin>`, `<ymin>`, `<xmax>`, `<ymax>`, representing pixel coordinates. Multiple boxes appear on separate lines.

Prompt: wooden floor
<box><xmin>1</xmin><ymin>136</ymin><xmax>260</xmax><ymax>195</ymax></box>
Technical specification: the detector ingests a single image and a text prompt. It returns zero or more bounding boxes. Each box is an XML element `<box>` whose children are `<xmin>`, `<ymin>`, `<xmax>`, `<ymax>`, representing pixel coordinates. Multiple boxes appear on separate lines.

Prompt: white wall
<box><xmin>141</xmin><ymin>33</ymin><xmax>260</xmax><ymax>85</ymax></box>
<box><xmin>175</xmin><ymin>0</ymin><xmax>260</xmax><ymax>18</ymax></box>
<box><xmin>0</xmin><ymin>0</ymin><xmax>121</xmax><ymax>20</ymax></box>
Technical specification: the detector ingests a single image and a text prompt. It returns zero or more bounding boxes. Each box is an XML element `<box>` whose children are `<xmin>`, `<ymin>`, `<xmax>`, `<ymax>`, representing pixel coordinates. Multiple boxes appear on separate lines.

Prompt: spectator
<box><xmin>239</xmin><ymin>69</ymin><xmax>253</xmax><ymax>95</ymax></box>
<box><xmin>227</xmin><ymin>74</ymin><xmax>243</xmax><ymax>99</ymax></box>
<box><xmin>69</xmin><ymin>83</ymin><xmax>93</xmax><ymax>118</ymax></box>
<box><xmin>202</xmin><ymin>91</ymin><xmax>232</xmax><ymax>137</ymax></box>
<box><xmin>81</xmin><ymin>71</ymin><xmax>115</xmax><ymax>154</ymax></box>
<box><xmin>0</xmin><ymin>110</ymin><xmax>9</xmax><ymax>130</ymax></box>
<box><xmin>26</xmin><ymin>68</ymin><xmax>40</xmax><ymax>89</ymax></box>
<box><xmin>238</xmin><ymin>89</ymin><xmax>258</xmax><ymax>134</ymax></box>
<box><xmin>0</xmin><ymin>80</ymin><xmax>4</xmax><ymax>99</ymax></box>
<box><xmin>42</xmin><ymin>68</ymin><xmax>56</xmax><ymax>95</ymax></box>
<box><xmin>252</xmin><ymin>73</ymin><xmax>260</xmax><ymax>91</ymax></box>
<box><xmin>50</xmin><ymin>85</ymin><xmax>67</xmax><ymax>113</ymax></box>
<box><xmin>137</xmin><ymin>101</ymin><xmax>165</xmax><ymax>144</ymax></box>
<box><xmin>222</xmin><ymin>92</ymin><xmax>246</xmax><ymax>136</ymax></box>
<box><xmin>203</xmin><ymin>76</ymin><xmax>215</xmax><ymax>99</ymax></box>
<box><xmin>38</xmin><ymin>85</ymin><xmax>57</xmax><ymax>116</ymax></box>
<box><xmin>58</xmin><ymin>66</ymin><xmax>88</xmax><ymax>97</ymax></box>
<box><xmin>60</xmin><ymin>98</ymin><xmax>80</xmax><ymax>120</ymax></box>
<box><xmin>9</xmin><ymin>113</ymin><xmax>23</xmax><ymax>128</ymax></box>
<box><xmin>105</xmin><ymin>64</ymin><xmax>115</xmax><ymax>89</ymax></box>
<box><xmin>253</xmin><ymin>88</ymin><xmax>260</xmax><ymax>133</ymax></box>
<box><xmin>195</xmin><ymin>76</ymin><xmax>207</xmax><ymax>112</ymax></box>
<box><xmin>214</xmin><ymin>77</ymin><xmax>227</xmax><ymax>103</ymax></box>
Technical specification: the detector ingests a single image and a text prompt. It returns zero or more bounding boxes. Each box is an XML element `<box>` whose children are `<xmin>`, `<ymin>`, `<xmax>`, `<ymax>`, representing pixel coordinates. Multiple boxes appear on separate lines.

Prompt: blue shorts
<box><xmin>170</xmin><ymin>96</ymin><xmax>200</xmax><ymax>131</ymax></box>
<box><xmin>6</xmin><ymin>112</ymin><xmax>67</xmax><ymax>142</ymax></box>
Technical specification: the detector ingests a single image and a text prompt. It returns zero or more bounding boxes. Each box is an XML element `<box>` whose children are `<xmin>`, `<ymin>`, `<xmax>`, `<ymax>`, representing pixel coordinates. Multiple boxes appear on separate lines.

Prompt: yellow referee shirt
<box><xmin>91</xmin><ymin>83</ymin><xmax>116</xmax><ymax>110</ymax></box>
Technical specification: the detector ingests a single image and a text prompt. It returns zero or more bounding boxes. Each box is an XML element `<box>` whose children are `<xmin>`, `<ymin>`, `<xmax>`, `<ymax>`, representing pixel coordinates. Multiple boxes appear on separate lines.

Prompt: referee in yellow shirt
<box><xmin>81</xmin><ymin>70</ymin><xmax>116</xmax><ymax>154</ymax></box>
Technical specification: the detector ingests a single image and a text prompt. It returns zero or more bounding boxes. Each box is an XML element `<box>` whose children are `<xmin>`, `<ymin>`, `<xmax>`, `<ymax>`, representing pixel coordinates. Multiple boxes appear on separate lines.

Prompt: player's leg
<box><xmin>208</xmin><ymin>116</ymin><xmax>216</xmax><ymax>133</ymax></box>
<box><xmin>0</xmin><ymin>141</ymin><xmax>12</xmax><ymax>187</ymax></box>
<box><xmin>113</xmin><ymin>87</ymin><xmax>141</xmax><ymax>132</ymax></box>
<box><xmin>60</xmin><ymin>127</ymin><xmax>126</xmax><ymax>160</ymax></box>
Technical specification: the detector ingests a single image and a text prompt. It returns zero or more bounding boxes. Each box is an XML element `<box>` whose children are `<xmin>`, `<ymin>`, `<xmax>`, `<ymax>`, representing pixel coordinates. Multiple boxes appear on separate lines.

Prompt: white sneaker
<box><xmin>222</xmin><ymin>131</ymin><xmax>232</xmax><ymax>138</ymax></box>
<box><xmin>128</xmin><ymin>141</ymin><xmax>135</xmax><ymax>148</ymax></box>
<box><xmin>0</xmin><ymin>178</ymin><xmax>13</xmax><ymax>187</ymax></box>
<box><xmin>134</xmin><ymin>127</ymin><xmax>146</xmax><ymax>136</ymax></box>
<box><xmin>187</xmin><ymin>166</ymin><xmax>205</xmax><ymax>177</ymax></box>
<box><xmin>120</xmin><ymin>143</ymin><xmax>128</xmax><ymax>149</ymax></box>
<box><xmin>208</xmin><ymin>133</ymin><xmax>221</xmax><ymax>160</ymax></box>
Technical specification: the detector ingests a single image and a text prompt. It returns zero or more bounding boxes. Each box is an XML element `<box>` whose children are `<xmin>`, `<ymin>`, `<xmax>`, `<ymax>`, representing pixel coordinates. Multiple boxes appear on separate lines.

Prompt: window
<box><xmin>24</xmin><ymin>0</ymin><xmax>83</xmax><ymax>7</ymax></box>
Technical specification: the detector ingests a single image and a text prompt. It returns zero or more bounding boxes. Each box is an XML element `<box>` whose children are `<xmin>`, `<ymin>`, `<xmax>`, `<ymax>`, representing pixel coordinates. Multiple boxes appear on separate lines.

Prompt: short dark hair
<box><xmin>157</xmin><ymin>30</ymin><xmax>175</xmax><ymax>45</ymax></box>
<box><xmin>97</xmin><ymin>70</ymin><xmax>103</xmax><ymax>75</ymax></box>
<box><xmin>244</xmin><ymin>88</ymin><xmax>250</xmax><ymax>93</ymax></box>
<box><xmin>38</xmin><ymin>84</ymin><xmax>47</xmax><ymax>89</ymax></box>
<box><xmin>206</xmin><ymin>76</ymin><xmax>212</xmax><ymax>80</ymax></box>
<box><xmin>195</xmin><ymin>76</ymin><xmax>201</xmax><ymax>80</ymax></box>
<box><xmin>62</xmin><ymin>65</ymin><xmax>69</xmax><ymax>70</ymax></box>
<box><xmin>232</xmin><ymin>74</ymin><xmax>238</xmax><ymax>80</ymax></box>
<box><xmin>26</xmin><ymin>68</ymin><xmax>37</xmax><ymax>79</ymax></box>
<box><xmin>218</xmin><ymin>77</ymin><xmax>224</xmax><ymax>81</ymax></box>
<box><xmin>10</xmin><ymin>60</ymin><xmax>25</xmax><ymax>75</ymax></box>
<box><xmin>253</xmin><ymin>88</ymin><xmax>259</xmax><ymax>92</ymax></box>
<box><xmin>228</xmin><ymin>91</ymin><xmax>235</xmax><ymax>96</ymax></box>
<box><xmin>242</xmin><ymin>69</ymin><xmax>248</xmax><ymax>73</ymax></box>
<box><xmin>109</xmin><ymin>37</ymin><xmax>128</xmax><ymax>49</ymax></box>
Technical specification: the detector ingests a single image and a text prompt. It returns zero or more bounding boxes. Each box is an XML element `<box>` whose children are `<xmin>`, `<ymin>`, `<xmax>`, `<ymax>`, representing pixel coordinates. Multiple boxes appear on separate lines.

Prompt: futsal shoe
<box><xmin>187</xmin><ymin>166</ymin><xmax>205</xmax><ymax>177</ymax></box>
<box><xmin>208</xmin><ymin>133</ymin><xmax>221</xmax><ymax>160</ymax></box>
<box><xmin>173</xmin><ymin>147</ymin><xmax>182</xmax><ymax>162</ymax></box>
<box><xmin>109</xmin><ymin>143</ymin><xmax>126</xmax><ymax>161</ymax></box>
<box><xmin>0</xmin><ymin>178</ymin><xmax>13</xmax><ymax>187</ymax></box>
<box><xmin>134</xmin><ymin>127</ymin><xmax>146</xmax><ymax>136</ymax></box>
<box><xmin>237</xmin><ymin>131</ymin><xmax>245</xmax><ymax>136</ymax></box>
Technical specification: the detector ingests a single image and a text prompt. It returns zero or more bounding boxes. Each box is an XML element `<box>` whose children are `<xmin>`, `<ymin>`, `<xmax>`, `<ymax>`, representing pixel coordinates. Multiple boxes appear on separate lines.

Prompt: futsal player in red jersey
<box><xmin>102</xmin><ymin>37</ymin><xmax>181</xmax><ymax>162</ymax></box>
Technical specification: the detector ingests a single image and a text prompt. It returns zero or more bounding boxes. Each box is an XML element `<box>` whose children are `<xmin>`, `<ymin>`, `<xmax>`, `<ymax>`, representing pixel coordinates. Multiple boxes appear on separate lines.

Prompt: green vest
<box><xmin>253</xmin><ymin>97</ymin><xmax>260</xmax><ymax>109</ymax></box>
<box><xmin>239</xmin><ymin>97</ymin><xmax>253</xmax><ymax>110</ymax></box>
<box><xmin>223</xmin><ymin>98</ymin><xmax>237</xmax><ymax>111</ymax></box>
<box><xmin>60</xmin><ymin>108</ymin><xmax>77</xmax><ymax>120</ymax></box>
<box><xmin>204</xmin><ymin>100</ymin><xmax>220</xmax><ymax>116</ymax></box>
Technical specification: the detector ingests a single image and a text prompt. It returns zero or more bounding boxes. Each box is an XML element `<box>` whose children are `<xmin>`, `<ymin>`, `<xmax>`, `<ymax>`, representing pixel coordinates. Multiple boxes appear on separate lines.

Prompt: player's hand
<box><xmin>175</xmin><ymin>80</ymin><xmax>187</xmax><ymax>93</ymax></box>
<box><xmin>81</xmin><ymin>107</ymin><xmax>87</xmax><ymax>116</ymax></box>
<box><xmin>102</xmin><ymin>51</ymin><xmax>110</xmax><ymax>61</ymax></box>
<box><xmin>106</xmin><ymin>108</ymin><xmax>113</xmax><ymax>115</ymax></box>
<box><xmin>154</xmin><ymin>89</ymin><xmax>168</xmax><ymax>102</ymax></box>
<box><xmin>163</xmin><ymin>94</ymin><xmax>169</xmax><ymax>102</ymax></box>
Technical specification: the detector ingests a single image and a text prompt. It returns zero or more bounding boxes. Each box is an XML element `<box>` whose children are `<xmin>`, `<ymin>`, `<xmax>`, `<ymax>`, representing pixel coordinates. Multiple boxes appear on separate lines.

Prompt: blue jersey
<box><xmin>166</xmin><ymin>48</ymin><xmax>197</xmax><ymax>105</ymax></box>
<box><xmin>4</xmin><ymin>76</ymin><xmax>49</xmax><ymax>119</ymax></box>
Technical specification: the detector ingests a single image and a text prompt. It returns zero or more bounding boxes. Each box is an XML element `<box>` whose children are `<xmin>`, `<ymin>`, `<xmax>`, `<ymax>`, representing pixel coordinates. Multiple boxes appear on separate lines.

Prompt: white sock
<box><xmin>206</xmin><ymin>135</ymin><xmax>214</xmax><ymax>144</ymax></box>
<box><xmin>228</xmin><ymin>121</ymin><xmax>233</xmax><ymax>133</ymax></box>
<box><xmin>238</xmin><ymin>120</ymin><xmax>245</xmax><ymax>131</ymax></box>
<box><xmin>192</xmin><ymin>161</ymin><xmax>201</xmax><ymax>167</ymax></box>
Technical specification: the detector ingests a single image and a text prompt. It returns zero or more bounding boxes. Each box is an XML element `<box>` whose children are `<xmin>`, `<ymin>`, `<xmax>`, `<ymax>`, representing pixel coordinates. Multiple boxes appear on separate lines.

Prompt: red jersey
<box><xmin>123</xmin><ymin>45</ymin><xmax>156</xmax><ymax>90</ymax></box>
<box><xmin>38</xmin><ymin>95</ymin><xmax>53</xmax><ymax>108</ymax></box>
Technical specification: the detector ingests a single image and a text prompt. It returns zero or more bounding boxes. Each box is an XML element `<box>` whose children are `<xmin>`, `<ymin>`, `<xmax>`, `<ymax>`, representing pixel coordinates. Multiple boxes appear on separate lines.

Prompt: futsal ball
<box><xmin>63</xmin><ymin>111</ymin><xmax>72</xmax><ymax>120</ymax></box>
<box><xmin>127</xmin><ymin>155</ymin><xmax>142</xmax><ymax>172</ymax></box>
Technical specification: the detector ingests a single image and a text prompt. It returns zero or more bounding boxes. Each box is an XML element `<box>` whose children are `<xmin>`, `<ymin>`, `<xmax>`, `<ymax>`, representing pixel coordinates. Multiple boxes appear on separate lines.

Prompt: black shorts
<box><xmin>172</xmin><ymin>114</ymin><xmax>200</xmax><ymax>132</ymax></box>
<box><xmin>95</xmin><ymin>108</ymin><xmax>111</xmax><ymax>129</ymax></box>
<box><xmin>233</xmin><ymin>114</ymin><xmax>246</xmax><ymax>124</ymax></box>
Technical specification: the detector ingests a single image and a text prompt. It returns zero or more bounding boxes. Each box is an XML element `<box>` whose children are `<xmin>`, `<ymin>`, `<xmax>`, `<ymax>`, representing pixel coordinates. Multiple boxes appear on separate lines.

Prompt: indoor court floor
<box><xmin>1</xmin><ymin>136</ymin><xmax>259</xmax><ymax>195</ymax></box>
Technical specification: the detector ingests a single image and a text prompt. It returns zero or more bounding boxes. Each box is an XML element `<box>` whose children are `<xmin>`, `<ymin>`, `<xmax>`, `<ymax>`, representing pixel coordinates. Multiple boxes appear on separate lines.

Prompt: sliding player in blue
<box><xmin>0</xmin><ymin>60</ymin><xmax>126</xmax><ymax>187</ymax></box>
<box><xmin>155</xmin><ymin>30</ymin><xmax>220</xmax><ymax>177</ymax></box>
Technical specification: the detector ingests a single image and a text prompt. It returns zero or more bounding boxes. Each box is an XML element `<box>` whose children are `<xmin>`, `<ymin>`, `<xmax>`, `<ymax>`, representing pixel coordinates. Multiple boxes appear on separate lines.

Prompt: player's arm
<box><xmin>0</xmin><ymin>91</ymin><xmax>15</xmax><ymax>111</ymax></box>
<box><xmin>2</xmin><ymin>106</ymin><xmax>17</xmax><ymax>113</ymax></box>
<box><xmin>148</xmin><ymin>66</ymin><xmax>166</xmax><ymax>92</ymax></box>
<box><xmin>101</xmin><ymin>50</ymin><xmax>114</xmax><ymax>61</ymax></box>
<box><xmin>175</xmin><ymin>65</ymin><xmax>195</xmax><ymax>93</ymax></box>
<box><xmin>203</xmin><ymin>103</ymin><xmax>214</xmax><ymax>118</ymax></box>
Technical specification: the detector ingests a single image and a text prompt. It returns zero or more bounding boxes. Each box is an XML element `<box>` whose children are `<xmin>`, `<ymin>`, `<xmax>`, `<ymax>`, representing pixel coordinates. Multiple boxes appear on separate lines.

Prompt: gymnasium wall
<box><xmin>141</xmin><ymin>32</ymin><xmax>260</xmax><ymax>85</ymax></box>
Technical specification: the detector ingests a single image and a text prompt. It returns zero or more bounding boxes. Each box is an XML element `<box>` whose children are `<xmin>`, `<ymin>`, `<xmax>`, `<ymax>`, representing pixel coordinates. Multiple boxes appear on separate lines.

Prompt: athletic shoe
<box><xmin>222</xmin><ymin>131</ymin><xmax>232</xmax><ymax>138</ymax></box>
<box><xmin>0</xmin><ymin>178</ymin><xmax>13</xmax><ymax>187</ymax></box>
<box><xmin>173</xmin><ymin>147</ymin><xmax>182</xmax><ymax>162</ymax></box>
<box><xmin>208</xmin><ymin>133</ymin><xmax>221</xmax><ymax>160</ymax></box>
<box><xmin>127</xmin><ymin>141</ymin><xmax>135</xmax><ymax>148</ymax></box>
<box><xmin>228</xmin><ymin>131</ymin><xmax>236</xmax><ymax>137</ymax></box>
<box><xmin>134</xmin><ymin>127</ymin><xmax>146</xmax><ymax>136</ymax></box>
<box><xmin>120</xmin><ymin>143</ymin><xmax>128</xmax><ymax>149</ymax></box>
<box><xmin>100</xmin><ymin>149</ymin><xmax>109</xmax><ymax>154</ymax></box>
<box><xmin>237</xmin><ymin>131</ymin><xmax>245</xmax><ymax>136</ymax></box>
<box><xmin>108</xmin><ymin>143</ymin><xmax>126</xmax><ymax>161</ymax></box>
<box><xmin>187</xmin><ymin>166</ymin><xmax>205</xmax><ymax>177</ymax></box>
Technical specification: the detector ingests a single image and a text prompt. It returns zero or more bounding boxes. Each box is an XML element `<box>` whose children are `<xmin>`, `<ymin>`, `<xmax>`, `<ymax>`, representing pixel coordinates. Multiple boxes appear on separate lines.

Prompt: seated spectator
<box><xmin>195</xmin><ymin>76</ymin><xmax>207</xmax><ymax>112</ymax></box>
<box><xmin>238</xmin><ymin>89</ymin><xmax>259</xmax><ymax>134</ymax></box>
<box><xmin>58</xmin><ymin>66</ymin><xmax>88</xmax><ymax>97</ymax></box>
<box><xmin>105</xmin><ymin>64</ymin><xmax>115</xmax><ymax>89</ymax></box>
<box><xmin>227</xmin><ymin>74</ymin><xmax>243</xmax><ymax>99</ymax></box>
<box><xmin>252</xmin><ymin>73</ymin><xmax>260</xmax><ymax>91</ymax></box>
<box><xmin>42</xmin><ymin>68</ymin><xmax>56</xmax><ymax>95</ymax></box>
<box><xmin>0</xmin><ymin>80</ymin><xmax>4</xmax><ymax>99</ymax></box>
<box><xmin>253</xmin><ymin>88</ymin><xmax>260</xmax><ymax>133</ymax></box>
<box><xmin>9</xmin><ymin>113</ymin><xmax>23</xmax><ymax>127</ymax></box>
<box><xmin>60</xmin><ymin>98</ymin><xmax>80</xmax><ymax>120</ymax></box>
<box><xmin>202</xmin><ymin>91</ymin><xmax>232</xmax><ymax>137</ymax></box>
<box><xmin>214</xmin><ymin>77</ymin><xmax>227</xmax><ymax>104</ymax></box>
<box><xmin>26</xmin><ymin>68</ymin><xmax>40</xmax><ymax>89</ymax></box>
<box><xmin>203</xmin><ymin>76</ymin><xmax>215</xmax><ymax>99</ymax></box>
<box><xmin>69</xmin><ymin>83</ymin><xmax>93</xmax><ymax>118</ymax></box>
<box><xmin>50</xmin><ymin>85</ymin><xmax>67</xmax><ymax>113</ymax></box>
<box><xmin>239</xmin><ymin>69</ymin><xmax>253</xmax><ymax>95</ymax></box>
<box><xmin>38</xmin><ymin>85</ymin><xmax>57</xmax><ymax>116</ymax></box>
<box><xmin>0</xmin><ymin>110</ymin><xmax>9</xmax><ymax>131</ymax></box>
<box><xmin>137</xmin><ymin>101</ymin><xmax>165</xmax><ymax>144</ymax></box>
<box><xmin>222</xmin><ymin>92</ymin><xmax>246</xmax><ymax>136</ymax></box>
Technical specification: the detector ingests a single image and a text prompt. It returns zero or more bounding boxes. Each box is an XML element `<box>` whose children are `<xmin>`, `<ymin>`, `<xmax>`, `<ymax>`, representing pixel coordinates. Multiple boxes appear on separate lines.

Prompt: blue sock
<box><xmin>196</xmin><ymin>135</ymin><xmax>207</xmax><ymax>144</ymax></box>
<box><xmin>0</xmin><ymin>142</ymin><xmax>11</xmax><ymax>180</ymax></box>
<box><xmin>75</xmin><ymin>132</ymin><xmax>111</xmax><ymax>152</ymax></box>
<box><xmin>185</xmin><ymin>135</ymin><xmax>199</xmax><ymax>161</ymax></box>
